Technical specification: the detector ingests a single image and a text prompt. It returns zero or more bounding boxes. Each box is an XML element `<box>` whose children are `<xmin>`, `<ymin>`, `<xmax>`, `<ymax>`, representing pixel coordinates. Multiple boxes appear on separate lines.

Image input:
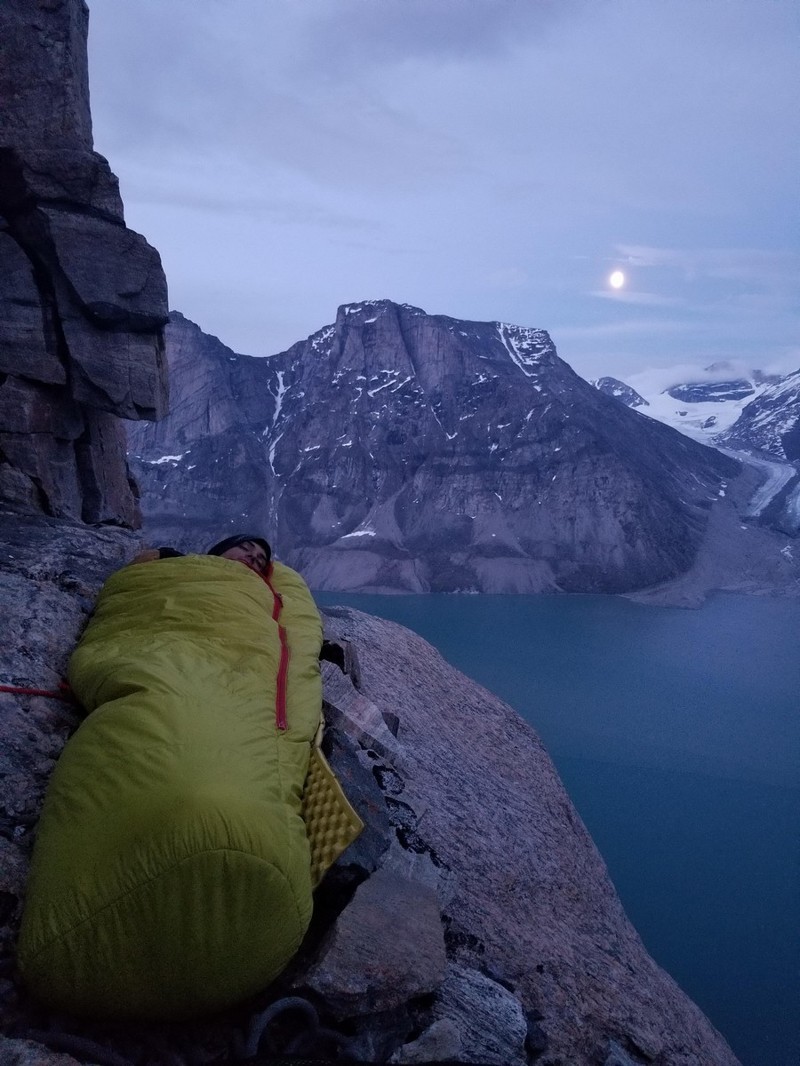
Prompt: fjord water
<box><xmin>314</xmin><ymin>592</ymin><xmax>800</xmax><ymax>1066</ymax></box>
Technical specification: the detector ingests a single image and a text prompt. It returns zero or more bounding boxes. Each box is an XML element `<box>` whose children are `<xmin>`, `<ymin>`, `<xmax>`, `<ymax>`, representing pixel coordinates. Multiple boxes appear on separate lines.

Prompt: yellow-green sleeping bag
<box><xmin>17</xmin><ymin>554</ymin><xmax>323</xmax><ymax>1019</ymax></box>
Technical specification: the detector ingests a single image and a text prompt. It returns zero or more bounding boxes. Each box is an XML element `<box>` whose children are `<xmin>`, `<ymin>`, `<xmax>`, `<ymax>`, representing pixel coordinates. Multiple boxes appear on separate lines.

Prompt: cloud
<box><xmin>590</xmin><ymin>289</ymin><xmax>683</xmax><ymax>307</ymax></box>
<box><xmin>554</xmin><ymin>319</ymin><xmax>691</xmax><ymax>341</ymax></box>
<box><xmin>763</xmin><ymin>349</ymin><xmax>800</xmax><ymax>377</ymax></box>
<box><xmin>302</xmin><ymin>0</ymin><xmax>582</xmax><ymax>68</ymax></box>
<box><xmin>485</xmin><ymin>267</ymin><xmax>531</xmax><ymax>290</ymax></box>
<box><xmin>626</xmin><ymin>353</ymin><xmax>800</xmax><ymax>396</ymax></box>
<box><xmin>625</xmin><ymin>361</ymin><xmax>755</xmax><ymax>395</ymax></box>
<box><xmin>616</xmin><ymin>244</ymin><xmax>800</xmax><ymax>285</ymax></box>
<box><xmin>128</xmin><ymin>183</ymin><xmax>381</xmax><ymax>232</ymax></box>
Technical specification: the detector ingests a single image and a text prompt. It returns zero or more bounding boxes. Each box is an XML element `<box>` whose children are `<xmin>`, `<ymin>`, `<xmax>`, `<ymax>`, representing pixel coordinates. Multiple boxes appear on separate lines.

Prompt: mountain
<box><xmin>595</xmin><ymin>365</ymin><xmax>800</xmax><ymax>459</ymax></box>
<box><xmin>600</xmin><ymin>374</ymin><xmax>765</xmax><ymax>444</ymax></box>
<box><xmin>593</xmin><ymin>376</ymin><xmax>649</xmax><ymax>408</ymax></box>
<box><xmin>718</xmin><ymin>369</ymin><xmax>800</xmax><ymax>461</ymax></box>
<box><xmin>128</xmin><ymin>301</ymin><xmax>738</xmax><ymax>594</ymax></box>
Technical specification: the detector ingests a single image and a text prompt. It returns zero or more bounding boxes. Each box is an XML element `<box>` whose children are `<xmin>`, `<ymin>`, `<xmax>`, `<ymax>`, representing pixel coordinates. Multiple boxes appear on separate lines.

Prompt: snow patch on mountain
<box><xmin>630</xmin><ymin>386</ymin><xmax>755</xmax><ymax>442</ymax></box>
<box><xmin>495</xmin><ymin>323</ymin><xmax>550</xmax><ymax>377</ymax></box>
<box><xmin>145</xmin><ymin>453</ymin><xmax>186</xmax><ymax>465</ymax></box>
<box><xmin>720</xmin><ymin>368</ymin><xmax>800</xmax><ymax>461</ymax></box>
<box><xmin>595</xmin><ymin>362</ymin><xmax>797</xmax><ymax>455</ymax></box>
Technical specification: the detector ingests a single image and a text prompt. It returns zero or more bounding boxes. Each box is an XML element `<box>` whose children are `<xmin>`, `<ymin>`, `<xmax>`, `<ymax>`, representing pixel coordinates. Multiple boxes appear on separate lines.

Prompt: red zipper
<box><xmin>263</xmin><ymin>565</ymin><xmax>290</xmax><ymax>731</ymax></box>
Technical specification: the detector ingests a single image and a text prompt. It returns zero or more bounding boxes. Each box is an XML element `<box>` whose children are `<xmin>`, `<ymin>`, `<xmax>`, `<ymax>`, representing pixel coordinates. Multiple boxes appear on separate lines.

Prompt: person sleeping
<box><xmin>17</xmin><ymin>533</ymin><xmax>360</xmax><ymax>1019</ymax></box>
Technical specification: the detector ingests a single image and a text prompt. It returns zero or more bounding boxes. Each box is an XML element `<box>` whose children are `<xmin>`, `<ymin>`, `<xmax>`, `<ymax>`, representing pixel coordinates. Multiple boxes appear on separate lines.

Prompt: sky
<box><xmin>85</xmin><ymin>0</ymin><xmax>799</xmax><ymax>385</ymax></box>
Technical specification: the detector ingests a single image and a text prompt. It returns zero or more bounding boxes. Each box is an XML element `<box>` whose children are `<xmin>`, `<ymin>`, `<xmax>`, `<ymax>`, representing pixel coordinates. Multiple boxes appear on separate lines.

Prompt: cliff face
<box><xmin>126</xmin><ymin>312</ymin><xmax>277</xmax><ymax>543</ymax></box>
<box><xmin>0</xmin><ymin>513</ymin><xmax>741</xmax><ymax>1066</ymax></box>
<box><xmin>0</xmin><ymin>0</ymin><xmax>169</xmax><ymax>527</ymax></box>
<box><xmin>129</xmin><ymin>303</ymin><xmax>739</xmax><ymax>593</ymax></box>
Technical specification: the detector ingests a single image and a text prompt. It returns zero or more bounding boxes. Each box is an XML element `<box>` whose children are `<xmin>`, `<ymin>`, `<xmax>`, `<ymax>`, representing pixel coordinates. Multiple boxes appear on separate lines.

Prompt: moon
<box><xmin>609</xmin><ymin>270</ymin><xmax>625</xmax><ymax>289</ymax></box>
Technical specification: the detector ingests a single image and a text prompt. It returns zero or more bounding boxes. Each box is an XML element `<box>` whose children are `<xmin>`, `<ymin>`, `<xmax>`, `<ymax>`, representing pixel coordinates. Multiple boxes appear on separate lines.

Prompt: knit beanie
<box><xmin>207</xmin><ymin>533</ymin><xmax>272</xmax><ymax>564</ymax></box>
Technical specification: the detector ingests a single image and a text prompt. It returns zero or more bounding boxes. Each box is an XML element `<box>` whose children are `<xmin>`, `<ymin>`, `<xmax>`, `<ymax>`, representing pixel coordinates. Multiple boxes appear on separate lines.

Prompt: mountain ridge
<box><xmin>129</xmin><ymin>302</ymin><xmax>739</xmax><ymax>594</ymax></box>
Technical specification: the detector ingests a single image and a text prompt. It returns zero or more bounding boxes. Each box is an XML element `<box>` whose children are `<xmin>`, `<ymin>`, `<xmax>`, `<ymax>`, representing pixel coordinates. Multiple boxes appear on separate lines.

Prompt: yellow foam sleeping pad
<box><xmin>303</xmin><ymin>722</ymin><xmax>364</xmax><ymax>887</ymax></box>
<box><xmin>17</xmin><ymin>554</ymin><xmax>362</xmax><ymax>1020</ymax></box>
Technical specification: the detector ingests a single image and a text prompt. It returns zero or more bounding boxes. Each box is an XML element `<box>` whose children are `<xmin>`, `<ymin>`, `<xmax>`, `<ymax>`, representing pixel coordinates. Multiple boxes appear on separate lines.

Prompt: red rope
<box><xmin>0</xmin><ymin>680</ymin><xmax>75</xmax><ymax>701</ymax></box>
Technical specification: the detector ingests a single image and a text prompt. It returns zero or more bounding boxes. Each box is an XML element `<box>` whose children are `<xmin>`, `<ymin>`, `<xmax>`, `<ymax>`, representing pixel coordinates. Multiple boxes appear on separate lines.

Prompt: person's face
<box><xmin>221</xmin><ymin>541</ymin><xmax>268</xmax><ymax>575</ymax></box>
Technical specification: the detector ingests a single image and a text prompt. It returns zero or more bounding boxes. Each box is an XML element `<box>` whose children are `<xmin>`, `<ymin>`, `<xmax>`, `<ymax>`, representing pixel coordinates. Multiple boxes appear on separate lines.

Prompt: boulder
<box><xmin>304</xmin><ymin>867</ymin><xmax>447</xmax><ymax>1018</ymax></box>
<box><xmin>420</xmin><ymin>965</ymin><xmax>529</xmax><ymax>1066</ymax></box>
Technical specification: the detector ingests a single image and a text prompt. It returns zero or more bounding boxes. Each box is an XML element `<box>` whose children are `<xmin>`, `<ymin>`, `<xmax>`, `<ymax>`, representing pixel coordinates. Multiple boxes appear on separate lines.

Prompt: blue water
<box><xmin>314</xmin><ymin>592</ymin><xmax>800</xmax><ymax>1066</ymax></box>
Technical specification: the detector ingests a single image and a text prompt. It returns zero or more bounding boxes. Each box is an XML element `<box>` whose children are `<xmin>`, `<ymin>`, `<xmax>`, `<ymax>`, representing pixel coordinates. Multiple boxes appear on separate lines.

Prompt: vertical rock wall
<box><xmin>0</xmin><ymin>0</ymin><xmax>169</xmax><ymax>526</ymax></box>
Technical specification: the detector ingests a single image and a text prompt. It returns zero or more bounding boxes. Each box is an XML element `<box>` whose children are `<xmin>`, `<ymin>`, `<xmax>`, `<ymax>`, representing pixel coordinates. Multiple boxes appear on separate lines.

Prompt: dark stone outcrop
<box><xmin>129</xmin><ymin>303</ymin><xmax>739</xmax><ymax>593</ymax></box>
<box><xmin>304</xmin><ymin>867</ymin><xmax>448</xmax><ymax>1017</ymax></box>
<box><xmin>0</xmin><ymin>514</ymin><xmax>741</xmax><ymax>1064</ymax></box>
<box><xmin>0</xmin><ymin>0</ymin><xmax>169</xmax><ymax>527</ymax></box>
<box><xmin>1</xmin><ymin>0</ymin><xmax>93</xmax><ymax>152</ymax></box>
<box><xmin>593</xmin><ymin>376</ymin><xmax>649</xmax><ymax>408</ymax></box>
